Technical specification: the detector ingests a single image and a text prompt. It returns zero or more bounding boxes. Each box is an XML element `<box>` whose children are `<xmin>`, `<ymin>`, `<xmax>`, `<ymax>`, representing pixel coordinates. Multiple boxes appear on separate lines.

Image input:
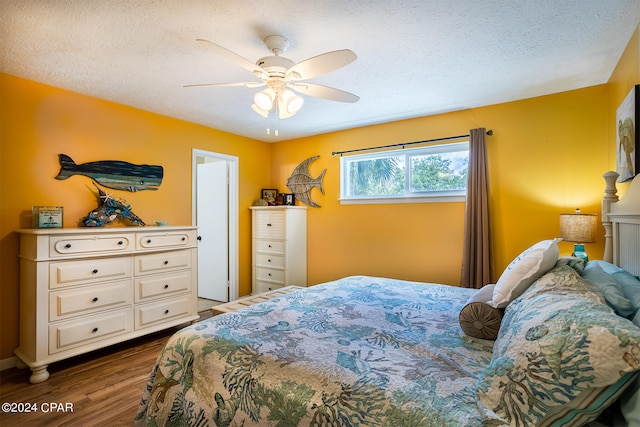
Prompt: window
<box><xmin>339</xmin><ymin>142</ymin><xmax>468</xmax><ymax>204</ymax></box>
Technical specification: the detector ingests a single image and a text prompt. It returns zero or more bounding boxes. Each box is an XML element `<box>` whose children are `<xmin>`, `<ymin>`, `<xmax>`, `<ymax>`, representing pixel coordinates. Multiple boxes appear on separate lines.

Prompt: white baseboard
<box><xmin>0</xmin><ymin>356</ymin><xmax>18</xmax><ymax>371</ymax></box>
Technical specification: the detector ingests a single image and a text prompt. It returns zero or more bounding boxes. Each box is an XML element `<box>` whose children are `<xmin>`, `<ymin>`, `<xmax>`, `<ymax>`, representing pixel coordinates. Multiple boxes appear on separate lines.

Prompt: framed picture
<box><xmin>261</xmin><ymin>188</ymin><xmax>278</xmax><ymax>203</ymax></box>
<box><xmin>33</xmin><ymin>206</ymin><xmax>63</xmax><ymax>228</ymax></box>
<box><xmin>616</xmin><ymin>84</ymin><xmax>639</xmax><ymax>182</ymax></box>
<box><xmin>282</xmin><ymin>193</ymin><xmax>295</xmax><ymax>205</ymax></box>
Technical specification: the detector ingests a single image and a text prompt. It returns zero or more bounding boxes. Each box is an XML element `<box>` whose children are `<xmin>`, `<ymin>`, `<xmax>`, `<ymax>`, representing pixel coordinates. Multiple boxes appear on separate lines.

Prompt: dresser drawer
<box><xmin>135</xmin><ymin>295</ymin><xmax>192</xmax><ymax>329</ymax></box>
<box><xmin>49</xmin><ymin>308</ymin><xmax>132</xmax><ymax>354</ymax></box>
<box><xmin>49</xmin><ymin>257</ymin><xmax>132</xmax><ymax>289</ymax></box>
<box><xmin>49</xmin><ymin>279</ymin><xmax>132</xmax><ymax>321</ymax></box>
<box><xmin>255</xmin><ymin>266</ymin><xmax>285</xmax><ymax>284</ymax></box>
<box><xmin>256</xmin><ymin>253</ymin><xmax>285</xmax><ymax>269</ymax></box>
<box><xmin>255</xmin><ymin>240</ymin><xmax>285</xmax><ymax>254</ymax></box>
<box><xmin>253</xmin><ymin>210</ymin><xmax>285</xmax><ymax>239</ymax></box>
<box><xmin>134</xmin><ymin>250</ymin><xmax>192</xmax><ymax>275</ymax></box>
<box><xmin>134</xmin><ymin>271</ymin><xmax>192</xmax><ymax>302</ymax></box>
<box><xmin>136</xmin><ymin>231</ymin><xmax>195</xmax><ymax>250</ymax></box>
<box><xmin>253</xmin><ymin>281</ymin><xmax>284</xmax><ymax>294</ymax></box>
<box><xmin>50</xmin><ymin>234</ymin><xmax>133</xmax><ymax>258</ymax></box>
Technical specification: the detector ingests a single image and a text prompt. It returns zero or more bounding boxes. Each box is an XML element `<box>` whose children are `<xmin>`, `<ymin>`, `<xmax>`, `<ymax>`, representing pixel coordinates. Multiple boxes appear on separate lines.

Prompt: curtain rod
<box><xmin>331</xmin><ymin>129</ymin><xmax>493</xmax><ymax>157</ymax></box>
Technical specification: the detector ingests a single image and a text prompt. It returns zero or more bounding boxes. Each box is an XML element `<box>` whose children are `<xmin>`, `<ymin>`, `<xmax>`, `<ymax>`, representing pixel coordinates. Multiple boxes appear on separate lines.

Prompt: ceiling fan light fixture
<box><xmin>251</xmin><ymin>103</ymin><xmax>270</xmax><ymax>118</ymax></box>
<box><xmin>254</xmin><ymin>88</ymin><xmax>276</xmax><ymax>111</ymax></box>
<box><xmin>276</xmin><ymin>89</ymin><xmax>304</xmax><ymax>119</ymax></box>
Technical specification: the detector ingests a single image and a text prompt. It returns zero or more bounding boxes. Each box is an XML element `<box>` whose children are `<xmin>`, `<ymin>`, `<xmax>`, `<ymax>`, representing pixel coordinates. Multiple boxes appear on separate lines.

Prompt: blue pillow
<box><xmin>586</xmin><ymin>260</ymin><xmax>624</xmax><ymax>275</ymax></box>
<box><xmin>582</xmin><ymin>264</ymin><xmax>635</xmax><ymax>317</ymax></box>
<box><xmin>614</xmin><ymin>270</ymin><xmax>640</xmax><ymax>322</ymax></box>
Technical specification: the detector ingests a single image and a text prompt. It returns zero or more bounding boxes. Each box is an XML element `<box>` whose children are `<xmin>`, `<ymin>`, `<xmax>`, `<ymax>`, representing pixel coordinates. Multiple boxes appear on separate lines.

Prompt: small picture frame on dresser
<box><xmin>282</xmin><ymin>193</ymin><xmax>295</xmax><ymax>205</ymax></box>
<box><xmin>32</xmin><ymin>206</ymin><xmax>63</xmax><ymax>228</ymax></box>
<box><xmin>261</xmin><ymin>188</ymin><xmax>278</xmax><ymax>204</ymax></box>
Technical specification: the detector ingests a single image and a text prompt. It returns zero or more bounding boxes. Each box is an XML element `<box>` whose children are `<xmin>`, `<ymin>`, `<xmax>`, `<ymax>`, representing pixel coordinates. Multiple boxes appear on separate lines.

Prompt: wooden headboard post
<box><xmin>602</xmin><ymin>171</ymin><xmax>620</xmax><ymax>263</ymax></box>
<box><xmin>602</xmin><ymin>171</ymin><xmax>640</xmax><ymax>275</ymax></box>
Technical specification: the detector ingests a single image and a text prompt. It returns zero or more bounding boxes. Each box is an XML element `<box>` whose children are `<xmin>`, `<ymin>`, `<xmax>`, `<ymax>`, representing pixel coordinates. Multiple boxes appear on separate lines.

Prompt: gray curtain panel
<box><xmin>460</xmin><ymin>127</ymin><xmax>492</xmax><ymax>288</ymax></box>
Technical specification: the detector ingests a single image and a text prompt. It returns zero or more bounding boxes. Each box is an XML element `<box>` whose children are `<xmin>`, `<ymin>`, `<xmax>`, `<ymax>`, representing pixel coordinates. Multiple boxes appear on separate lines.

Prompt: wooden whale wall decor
<box><xmin>56</xmin><ymin>154</ymin><xmax>163</xmax><ymax>192</ymax></box>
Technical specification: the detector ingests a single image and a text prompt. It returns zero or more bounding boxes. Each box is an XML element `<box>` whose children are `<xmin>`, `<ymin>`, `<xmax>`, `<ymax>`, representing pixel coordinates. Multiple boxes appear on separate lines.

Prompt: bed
<box><xmin>135</xmin><ymin>171</ymin><xmax>640</xmax><ymax>426</ymax></box>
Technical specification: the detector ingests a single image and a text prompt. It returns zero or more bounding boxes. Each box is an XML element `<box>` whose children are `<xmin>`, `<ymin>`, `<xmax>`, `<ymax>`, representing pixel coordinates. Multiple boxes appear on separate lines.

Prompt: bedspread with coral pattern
<box><xmin>134</xmin><ymin>276</ymin><xmax>504</xmax><ymax>426</ymax></box>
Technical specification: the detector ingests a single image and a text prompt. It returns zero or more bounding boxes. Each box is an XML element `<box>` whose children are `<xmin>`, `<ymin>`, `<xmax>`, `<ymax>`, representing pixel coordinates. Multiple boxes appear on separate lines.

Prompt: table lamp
<box><xmin>559</xmin><ymin>209</ymin><xmax>597</xmax><ymax>261</ymax></box>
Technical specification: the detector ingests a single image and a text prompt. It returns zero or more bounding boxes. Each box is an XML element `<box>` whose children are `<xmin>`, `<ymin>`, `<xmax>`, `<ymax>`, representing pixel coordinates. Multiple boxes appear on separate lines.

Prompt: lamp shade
<box><xmin>559</xmin><ymin>212</ymin><xmax>597</xmax><ymax>243</ymax></box>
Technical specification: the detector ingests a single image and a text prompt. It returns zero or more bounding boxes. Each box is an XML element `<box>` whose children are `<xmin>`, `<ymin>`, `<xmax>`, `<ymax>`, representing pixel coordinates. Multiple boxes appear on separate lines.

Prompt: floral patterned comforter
<box><xmin>134</xmin><ymin>276</ymin><xmax>504</xmax><ymax>426</ymax></box>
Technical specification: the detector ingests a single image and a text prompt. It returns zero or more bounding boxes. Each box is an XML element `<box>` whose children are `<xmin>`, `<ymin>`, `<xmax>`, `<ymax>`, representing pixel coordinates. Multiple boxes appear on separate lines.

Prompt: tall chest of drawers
<box><xmin>250</xmin><ymin>206</ymin><xmax>307</xmax><ymax>293</ymax></box>
<box><xmin>15</xmin><ymin>226</ymin><xmax>198</xmax><ymax>383</ymax></box>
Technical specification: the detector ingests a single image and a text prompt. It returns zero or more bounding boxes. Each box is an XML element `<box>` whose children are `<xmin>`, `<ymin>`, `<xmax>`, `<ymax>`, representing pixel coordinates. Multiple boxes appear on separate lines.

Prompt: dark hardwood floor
<box><xmin>0</xmin><ymin>311</ymin><xmax>213</xmax><ymax>427</ymax></box>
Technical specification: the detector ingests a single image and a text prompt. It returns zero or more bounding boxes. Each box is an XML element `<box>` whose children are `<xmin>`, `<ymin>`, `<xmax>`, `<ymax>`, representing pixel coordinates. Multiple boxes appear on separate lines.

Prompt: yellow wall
<box><xmin>271</xmin><ymin>86</ymin><xmax>610</xmax><ymax>286</ymax></box>
<box><xmin>0</xmin><ymin>73</ymin><xmax>270</xmax><ymax>360</ymax></box>
<box><xmin>608</xmin><ymin>26</ymin><xmax>640</xmax><ymax>197</ymax></box>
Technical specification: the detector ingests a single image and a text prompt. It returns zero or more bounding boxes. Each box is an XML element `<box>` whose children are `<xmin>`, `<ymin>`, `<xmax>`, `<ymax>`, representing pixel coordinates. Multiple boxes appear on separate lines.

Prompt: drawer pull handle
<box><xmin>164</xmin><ymin>284</ymin><xmax>169</xmax><ymax>289</ymax></box>
<box><xmin>268</xmin><ymin>244</ymin><xmax>272</xmax><ymax>248</ymax></box>
<box><xmin>92</xmin><ymin>269</ymin><xmax>99</xmax><ymax>274</ymax></box>
<box><xmin>64</xmin><ymin>243</ymin><xmax>72</xmax><ymax>249</ymax></box>
<box><xmin>92</xmin><ymin>327</ymin><xmax>99</xmax><ymax>333</ymax></box>
<box><xmin>164</xmin><ymin>309</ymin><xmax>169</xmax><ymax>315</ymax></box>
<box><xmin>146</xmin><ymin>239</ymin><xmax>152</xmax><ymax>244</ymax></box>
<box><xmin>268</xmin><ymin>259</ymin><xmax>271</xmax><ymax>262</ymax></box>
<box><xmin>164</xmin><ymin>260</ymin><xmax>169</xmax><ymax>265</ymax></box>
<box><xmin>267</xmin><ymin>223</ymin><xmax>272</xmax><ymax>227</ymax></box>
<box><xmin>181</xmin><ymin>237</ymin><xmax>186</xmax><ymax>241</ymax></box>
<box><xmin>118</xmin><ymin>241</ymin><xmax>123</xmax><ymax>245</ymax></box>
<box><xmin>92</xmin><ymin>297</ymin><xmax>99</xmax><ymax>303</ymax></box>
<box><xmin>268</xmin><ymin>273</ymin><xmax>272</xmax><ymax>276</ymax></box>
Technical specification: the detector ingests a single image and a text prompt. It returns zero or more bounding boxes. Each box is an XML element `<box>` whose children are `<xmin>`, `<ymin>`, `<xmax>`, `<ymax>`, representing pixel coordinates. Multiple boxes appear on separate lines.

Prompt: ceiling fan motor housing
<box><xmin>256</xmin><ymin>56</ymin><xmax>295</xmax><ymax>78</ymax></box>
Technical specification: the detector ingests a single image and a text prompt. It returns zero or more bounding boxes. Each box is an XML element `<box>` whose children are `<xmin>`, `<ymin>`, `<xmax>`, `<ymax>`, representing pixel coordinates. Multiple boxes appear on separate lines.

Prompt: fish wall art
<box><xmin>56</xmin><ymin>154</ymin><xmax>163</xmax><ymax>192</ymax></box>
<box><xmin>286</xmin><ymin>156</ymin><xmax>326</xmax><ymax>208</ymax></box>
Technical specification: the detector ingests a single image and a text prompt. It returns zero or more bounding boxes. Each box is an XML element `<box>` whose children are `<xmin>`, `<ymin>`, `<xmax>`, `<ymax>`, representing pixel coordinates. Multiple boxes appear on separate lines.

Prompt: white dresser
<box><xmin>15</xmin><ymin>226</ymin><xmax>198</xmax><ymax>383</ymax></box>
<box><xmin>250</xmin><ymin>206</ymin><xmax>307</xmax><ymax>293</ymax></box>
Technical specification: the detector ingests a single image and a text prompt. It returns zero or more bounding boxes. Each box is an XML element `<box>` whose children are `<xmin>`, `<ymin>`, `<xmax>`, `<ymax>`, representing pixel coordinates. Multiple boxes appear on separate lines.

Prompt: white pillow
<box><xmin>491</xmin><ymin>239</ymin><xmax>560</xmax><ymax>308</ymax></box>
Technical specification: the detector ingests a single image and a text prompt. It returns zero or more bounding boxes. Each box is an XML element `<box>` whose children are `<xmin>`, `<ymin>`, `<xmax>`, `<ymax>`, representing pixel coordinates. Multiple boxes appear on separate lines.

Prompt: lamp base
<box><xmin>571</xmin><ymin>243</ymin><xmax>588</xmax><ymax>262</ymax></box>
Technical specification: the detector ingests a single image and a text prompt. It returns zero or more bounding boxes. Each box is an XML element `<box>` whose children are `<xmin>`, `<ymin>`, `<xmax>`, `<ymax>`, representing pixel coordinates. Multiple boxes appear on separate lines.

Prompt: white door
<box><xmin>196</xmin><ymin>160</ymin><xmax>229</xmax><ymax>301</ymax></box>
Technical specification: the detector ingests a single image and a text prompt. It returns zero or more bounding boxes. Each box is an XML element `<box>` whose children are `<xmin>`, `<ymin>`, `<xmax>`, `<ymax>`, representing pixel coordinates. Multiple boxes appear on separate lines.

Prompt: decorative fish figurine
<box><xmin>55</xmin><ymin>154</ymin><xmax>163</xmax><ymax>192</ymax></box>
<box><xmin>82</xmin><ymin>183</ymin><xmax>145</xmax><ymax>227</ymax></box>
<box><xmin>286</xmin><ymin>156</ymin><xmax>326</xmax><ymax>208</ymax></box>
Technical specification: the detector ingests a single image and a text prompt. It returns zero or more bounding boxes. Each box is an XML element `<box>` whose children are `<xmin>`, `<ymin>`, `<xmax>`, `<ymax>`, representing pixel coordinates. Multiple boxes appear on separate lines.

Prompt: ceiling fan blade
<box><xmin>289</xmin><ymin>83</ymin><xmax>359</xmax><ymax>103</ymax></box>
<box><xmin>183</xmin><ymin>82</ymin><xmax>265</xmax><ymax>88</ymax></box>
<box><xmin>287</xmin><ymin>49</ymin><xmax>356</xmax><ymax>80</ymax></box>
<box><xmin>196</xmin><ymin>39</ymin><xmax>267</xmax><ymax>79</ymax></box>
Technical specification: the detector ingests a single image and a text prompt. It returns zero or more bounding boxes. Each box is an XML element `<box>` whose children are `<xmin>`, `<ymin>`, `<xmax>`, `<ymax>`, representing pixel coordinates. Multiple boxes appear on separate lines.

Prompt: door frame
<box><xmin>191</xmin><ymin>149</ymin><xmax>239</xmax><ymax>302</ymax></box>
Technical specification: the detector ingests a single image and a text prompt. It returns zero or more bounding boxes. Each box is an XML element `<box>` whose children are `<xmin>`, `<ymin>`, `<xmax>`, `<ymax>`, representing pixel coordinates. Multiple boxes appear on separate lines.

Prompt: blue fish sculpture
<box><xmin>286</xmin><ymin>156</ymin><xmax>326</xmax><ymax>208</ymax></box>
<box><xmin>56</xmin><ymin>154</ymin><xmax>163</xmax><ymax>192</ymax></box>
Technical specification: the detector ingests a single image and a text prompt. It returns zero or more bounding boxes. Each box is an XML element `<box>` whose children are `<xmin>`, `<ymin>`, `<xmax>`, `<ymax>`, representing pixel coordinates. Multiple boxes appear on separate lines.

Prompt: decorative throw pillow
<box><xmin>491</xmin><ymin>239</ymin><xmax>560</xmax><ymax>308</ymax></box>
<box><xmin>582</xmin><ymin>264</ymin><xmax>635</xmax><ymax>317</ymax></box>
<box><xmin>459</xmin><ymin>284</ymin><xmax>502</xmax><ymax>340</ymax></box>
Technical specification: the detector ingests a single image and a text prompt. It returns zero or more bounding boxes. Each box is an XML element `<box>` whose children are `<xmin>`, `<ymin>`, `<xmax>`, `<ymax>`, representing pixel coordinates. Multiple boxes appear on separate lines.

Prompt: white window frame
<box><xmin>339</xmin><ymin>142</ymin><xmax>468</xmax><ymax>204</ymax></box>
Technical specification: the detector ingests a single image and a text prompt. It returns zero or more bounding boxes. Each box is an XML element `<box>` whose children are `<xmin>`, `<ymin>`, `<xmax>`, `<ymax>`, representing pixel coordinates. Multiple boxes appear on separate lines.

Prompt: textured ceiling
<box><xmin>1</xmin><ymin>1</ymin><xmax>639</xmax><ymax>142</ymax></box>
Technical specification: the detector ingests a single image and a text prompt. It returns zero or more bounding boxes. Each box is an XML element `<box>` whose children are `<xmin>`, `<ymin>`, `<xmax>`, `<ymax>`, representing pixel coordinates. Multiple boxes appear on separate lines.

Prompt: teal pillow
<box><xmin>614</xmin><ymin>270</ymin><xmax>640</xmax><ymax>323</ymax></box>
<box><xmin>582</xmin><ymin>264</ymin><xmax>635</xmax><ymax>317</ymax></box>
<box><xmin>586</xmin><ymin>260</ymin><xmax>624</xmax><ymax>275</ymax></box>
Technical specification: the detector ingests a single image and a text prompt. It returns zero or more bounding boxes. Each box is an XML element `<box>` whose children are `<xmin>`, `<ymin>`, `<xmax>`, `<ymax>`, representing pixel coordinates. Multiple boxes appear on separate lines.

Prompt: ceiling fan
<box><xmin>185</xmin><ymin>35</ymin><xmax>359</xmax><ymax>119</ymax></box>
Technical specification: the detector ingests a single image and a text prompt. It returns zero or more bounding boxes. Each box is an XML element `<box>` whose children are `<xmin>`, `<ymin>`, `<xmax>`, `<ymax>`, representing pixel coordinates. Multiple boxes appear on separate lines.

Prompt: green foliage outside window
<box><xmin>343</xmin><ymin>143</ymin><xmax>468</xmax><ymax>198</ymax></box>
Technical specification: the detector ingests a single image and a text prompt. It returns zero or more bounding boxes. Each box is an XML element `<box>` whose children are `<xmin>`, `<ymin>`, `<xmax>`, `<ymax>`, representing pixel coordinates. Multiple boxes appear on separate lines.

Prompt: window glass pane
<box><xmin>340</xmin><ymin>141</ymin><xmax>468</xmax><ymax>203</ymax></box>
<box><xmin>410</xmin><ymin>151</ymin><xmax>468</xmax><ymax>192</ymax></box>
<box><xmin>347</xmin><ymin>155</ymin><xmax>404</xmax><ymax>196</ymax></box>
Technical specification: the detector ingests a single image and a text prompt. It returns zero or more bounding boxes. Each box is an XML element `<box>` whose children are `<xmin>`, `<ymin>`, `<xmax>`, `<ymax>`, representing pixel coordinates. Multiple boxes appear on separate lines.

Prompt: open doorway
<box><xmin>192</xmin><ymin>149</ymin><xmax>239</xmax><ymax>310</ymax></box>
